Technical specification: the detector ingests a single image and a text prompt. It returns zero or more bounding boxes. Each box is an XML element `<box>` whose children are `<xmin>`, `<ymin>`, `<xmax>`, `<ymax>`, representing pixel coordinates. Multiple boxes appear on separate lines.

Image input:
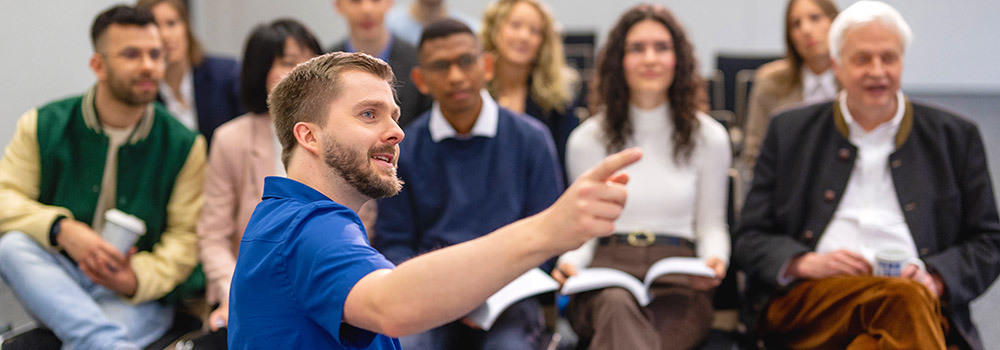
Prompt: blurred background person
<box><xmin>742</xmin><ymin>0</ymin><xmax>839</xmax><ymax>169</ymax></box>
<box><xmin>481</xmin><ymin>0</ymin><xmax>580</xmax><ymax>179</ymax></box>
<box><xmin>387</xmin><ymin>0</ymin><xmax>481</xmax><ymax>46</ymax></box>
<box><xmin>553</xmin><ymin>4</ymin><xmax>731</xmax><ymax>349</ymax></box>
<box><xmin>137</xmin><ymin>0</ymin><xmax>244</xmax><ymax>145</ymax></box>
<box><xmin>329</xmin><ymin>0</ymin><xmax>431</xmax><ymax>128</ymax></box>
<box><xmin>197</xmin><ymin>19</ymin><xmax>321</xmax><ymax>332</ymax></box>
<box><xmin>375</xmin><ymin>19</ymin><xmax>562</xmax><ymax>349</ymax></box>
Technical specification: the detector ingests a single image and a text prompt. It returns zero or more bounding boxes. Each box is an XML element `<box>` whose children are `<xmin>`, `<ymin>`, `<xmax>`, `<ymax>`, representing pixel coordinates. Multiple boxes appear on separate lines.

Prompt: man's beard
<box><xmin>323</xmin><ymin>136</ymin><xmax>403</xmax><ymax>199</ymax></box>
<box><xmin>106</xmin><ymin>66</ymin><xmax>157</xmax><ymax>106</ymax></box>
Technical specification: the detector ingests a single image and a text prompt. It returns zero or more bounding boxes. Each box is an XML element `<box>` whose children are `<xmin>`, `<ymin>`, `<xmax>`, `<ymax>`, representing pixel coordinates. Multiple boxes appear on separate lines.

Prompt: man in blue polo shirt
<box><xmin>227</xmin><ymin>51</ymin><xmax>641</xmax><ymax>349</ymax></box>
<box><xmin>372</xmin><ymin>19</ymin><xmax>562</xmax><ymax>349</ymax></box>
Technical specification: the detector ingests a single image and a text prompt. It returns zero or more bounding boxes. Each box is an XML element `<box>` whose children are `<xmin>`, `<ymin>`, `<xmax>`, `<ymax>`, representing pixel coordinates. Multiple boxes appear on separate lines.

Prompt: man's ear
<box><xmin>333</xmin><ymin>0</ymin><xmax>343</xmax><ymax>15</ymax></box>
<box><xmin>831</xmin><ymin>55</ymin><xmax>844</xmax><ymax>86</ymax></box>
<box><xmin>90</xmin><ymin>53</ymin><xmax>106</xmax><ymax>82</ymax></box>
<box><xmin>411</xmin><ymin>67</ymin><xmax>431</xmax><ymax>95</ymax></box>
<box><xmin>482</xmin><ymin>52</ymin><xmax>495</xmax><ymax>82</ymax></box>
<box><xmin>293</xmin><ymin>122</ymin><xmax>322</xmax><ymax>156</ymax></box>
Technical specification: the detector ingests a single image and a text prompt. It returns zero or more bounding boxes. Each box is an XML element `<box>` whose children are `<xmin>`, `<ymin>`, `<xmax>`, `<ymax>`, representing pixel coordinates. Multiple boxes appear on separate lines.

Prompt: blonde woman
<box><xmin>481</xmin><ymin>0</ymin><xmax>579</xmax><ymax>176</ymax></box>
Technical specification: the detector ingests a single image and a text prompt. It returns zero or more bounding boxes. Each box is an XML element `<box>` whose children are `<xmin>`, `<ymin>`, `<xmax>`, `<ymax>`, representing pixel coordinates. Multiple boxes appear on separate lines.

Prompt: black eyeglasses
<box><xmin>422</xmin><ymin>54</ymin><xmax>480</xmax><ymax>74</ymax></box>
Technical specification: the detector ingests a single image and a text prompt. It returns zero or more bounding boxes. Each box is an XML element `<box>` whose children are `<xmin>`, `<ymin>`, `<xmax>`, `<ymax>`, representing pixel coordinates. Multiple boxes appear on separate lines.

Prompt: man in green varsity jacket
<box><xmin>0</xmin><ymin>6</ymin><xmax>205</xmax><ymax>349</ymax></box>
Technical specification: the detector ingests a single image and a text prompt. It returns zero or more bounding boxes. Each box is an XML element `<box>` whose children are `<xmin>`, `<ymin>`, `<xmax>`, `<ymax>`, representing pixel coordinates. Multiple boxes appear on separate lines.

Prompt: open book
<box><xmin>559</xmin><ymin>257</ymin><xmax>715</xmax><ymax>306</ymax></box>
<box><xmin>466</xmin><ymin>268</ymin><xmax>560</xmax><ymax>330</ymax></box>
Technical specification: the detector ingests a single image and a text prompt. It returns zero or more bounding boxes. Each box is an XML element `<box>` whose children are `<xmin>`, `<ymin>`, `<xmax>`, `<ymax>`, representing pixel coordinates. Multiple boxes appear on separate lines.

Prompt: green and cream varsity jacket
<box><xmin>0</xmin><ymin>86</ymin><xmax>206</xmax><ymax>304</ymax></box>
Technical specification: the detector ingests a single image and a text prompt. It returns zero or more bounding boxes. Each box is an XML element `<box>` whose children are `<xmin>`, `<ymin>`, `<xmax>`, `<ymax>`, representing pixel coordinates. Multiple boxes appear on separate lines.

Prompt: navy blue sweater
<box><xmin>374</xmin><ymin>107</ymin><xmax>563</xmax><ymax>267</ymax></box>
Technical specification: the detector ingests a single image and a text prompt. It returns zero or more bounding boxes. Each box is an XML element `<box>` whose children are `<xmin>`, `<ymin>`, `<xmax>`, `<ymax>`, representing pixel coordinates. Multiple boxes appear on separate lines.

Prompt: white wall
<box><xmin>2</xmin><ymin>0</ymin><xmax>998</xmax><ymax>148</ymax></box>
<box><xmin>0</xmin><ymin>0</ymin><xmax>123</xmax><ymax>149</ymax></box>
<box><xmin>190</xmin><ymin>0</ymin><xmax>1000</xmax><ymax>91</ymax></box>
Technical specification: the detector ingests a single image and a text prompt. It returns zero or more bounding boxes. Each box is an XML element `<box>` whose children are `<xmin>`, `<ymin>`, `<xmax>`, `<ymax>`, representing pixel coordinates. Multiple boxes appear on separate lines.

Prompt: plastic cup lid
<box><xmin>104</xmin><ymin>209</ymin><xmax>146</xmax><ymax>235</ymax></box>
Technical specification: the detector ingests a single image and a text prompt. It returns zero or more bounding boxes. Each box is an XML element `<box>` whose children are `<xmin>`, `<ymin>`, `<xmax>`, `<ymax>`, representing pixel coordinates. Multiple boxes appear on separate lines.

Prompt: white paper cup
<box><xmin>103</xmin><ymin>209</ymin><xmax>146</xmax><ymax>255</ymax></box>
<box><xmin>874</xmin><ymin>248</ymin><xmax>924</xmax><ymax>277</ymax></box>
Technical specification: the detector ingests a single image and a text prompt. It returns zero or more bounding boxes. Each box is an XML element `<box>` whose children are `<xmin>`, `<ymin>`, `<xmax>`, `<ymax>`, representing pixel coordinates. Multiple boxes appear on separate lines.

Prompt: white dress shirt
<box><xmin>158</xmin><ymin>71</ymin><xmax>198</xmax><ymax>131</ymax></box>
<box><xmin>428</xmin><ymin>89</ymin><xmax>498</xmax><ymax>142</ymax></box>
<box><xmin>801</xmin><ymin>67</ymin><xmax>838</xmax><ymax>105</ymax></box>
<box><xmin>817</xmin><ymin>90</ymin><xmax>917</xmax><ymax>265</ymax></box>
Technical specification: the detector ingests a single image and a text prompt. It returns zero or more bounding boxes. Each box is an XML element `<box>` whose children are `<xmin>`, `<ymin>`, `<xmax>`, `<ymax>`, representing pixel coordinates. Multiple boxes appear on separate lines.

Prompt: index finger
<box><xmin>578</xmin><ymin>148</ymin><xmax>642</xmax><ymax>182</ymax></box>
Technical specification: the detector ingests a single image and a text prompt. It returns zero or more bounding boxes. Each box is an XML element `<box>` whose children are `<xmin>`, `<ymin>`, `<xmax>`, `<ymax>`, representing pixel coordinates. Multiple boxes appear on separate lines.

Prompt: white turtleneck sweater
<box><xmin>557</xmin><ymin>103</ymin><xmax>732</xmax><ymax>269</ymax></box>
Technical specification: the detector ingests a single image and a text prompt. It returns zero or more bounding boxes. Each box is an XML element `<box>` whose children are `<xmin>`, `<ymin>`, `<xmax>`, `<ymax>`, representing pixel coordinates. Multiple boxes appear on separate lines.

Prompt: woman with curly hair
<box><xmin>553</xmin><ymin>4</ymin><xmax>731</xmax><ymax>349</ymax></box>
<box><xmin>743</xmin><ymin>0</ymin><xmax>839</xmax><ymax>169</ymax></box>
<box><xmin>481</xmin><ymin>0</ymin><xmax>580</xmax><ymax>176</ymax></box>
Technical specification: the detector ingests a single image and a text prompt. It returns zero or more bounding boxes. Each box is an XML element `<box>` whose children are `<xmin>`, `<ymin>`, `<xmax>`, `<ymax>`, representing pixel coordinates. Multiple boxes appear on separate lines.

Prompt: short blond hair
<box><xmin>268</xmin><ymin>52</ymin><xmax>395</xmax><ymax>168</ymax></box>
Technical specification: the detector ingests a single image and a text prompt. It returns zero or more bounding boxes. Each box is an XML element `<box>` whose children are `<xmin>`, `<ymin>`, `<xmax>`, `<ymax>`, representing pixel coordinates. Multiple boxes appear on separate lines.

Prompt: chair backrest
<box><xmin>563</xmin><ymin>31</ymin><xmax>596</xmax><ymax>94</ymax></box>
<box><xmin>715</xmin><ymin>53</ymin><xmax>782</xmax><ymax>113</ymax></box>
<box><xmin>734</xmin><ymin>69</ymin><xmax>757</xmax><ymax>129</ymax></box>
<box><xmin>706</xmin><ymin>69</ymin><xmax>725</xmax><ymax>111</ymax></box>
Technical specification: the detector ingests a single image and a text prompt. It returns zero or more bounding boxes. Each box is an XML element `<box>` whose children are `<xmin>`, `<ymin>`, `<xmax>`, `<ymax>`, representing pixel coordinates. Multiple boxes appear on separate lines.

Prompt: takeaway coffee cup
<box><xmin>874</xmin><ymin>248</ymin><xmax>925</xmax><ymax>277</ymax></box>
<box><xmin>103</xmin><ymin>209</ymin><xmax>146</xmax><ymax>255</ymax></box>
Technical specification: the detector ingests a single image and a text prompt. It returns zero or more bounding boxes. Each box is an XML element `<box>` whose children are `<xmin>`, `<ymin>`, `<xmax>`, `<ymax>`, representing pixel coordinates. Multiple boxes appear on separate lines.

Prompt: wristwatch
<box><xmin>49</xmin><ymin>215</ymin><xmax>67</xmax><ymax>246</ymax></box>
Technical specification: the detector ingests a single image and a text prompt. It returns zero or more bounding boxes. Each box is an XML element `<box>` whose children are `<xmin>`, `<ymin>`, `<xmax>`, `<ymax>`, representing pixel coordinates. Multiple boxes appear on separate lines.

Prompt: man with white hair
<box><xmin>734</xmin><ymin>1</ymin><xmax>1000</xmax><ymax>348</ymax></box>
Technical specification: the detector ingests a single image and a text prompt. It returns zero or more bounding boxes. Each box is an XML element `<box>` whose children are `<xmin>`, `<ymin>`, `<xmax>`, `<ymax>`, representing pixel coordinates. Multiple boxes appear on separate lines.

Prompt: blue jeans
<box><xmin>399</xmin><ymin>297</ymin><xmax>547</xmax><ymax>350</ymax></box>
<box><xmin>0</xmin><ymin>232</ymin><xmax>173</xmax><ymax>350</ymax></box>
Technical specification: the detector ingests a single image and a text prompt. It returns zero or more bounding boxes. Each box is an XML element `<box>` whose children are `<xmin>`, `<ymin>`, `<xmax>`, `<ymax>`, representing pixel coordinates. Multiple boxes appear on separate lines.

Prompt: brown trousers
<box><xmin>567</xmin><ymin>241</ymin><xmax>714</xmax><ymax>350</ymax></box>
<box><xmin>763</xmin><ymin>276</ymin><xmax>948</xmax><ymax>349</ymax></box>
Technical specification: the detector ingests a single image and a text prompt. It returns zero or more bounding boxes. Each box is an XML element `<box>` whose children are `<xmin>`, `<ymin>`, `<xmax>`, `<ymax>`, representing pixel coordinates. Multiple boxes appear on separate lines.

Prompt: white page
<box><xmin>466</xmin><ymin>268</ymin><xmax>560</xmax><ymax>330</ymax></box>
<box><xmin>560</xmin><ymin>267</ymin><xmax>650</xmax><ymax>306</ymax></box>
<box><xmin>643</xmin><ymin>257</ymin><xmax>716</xmax><ymax>288</ymax></box>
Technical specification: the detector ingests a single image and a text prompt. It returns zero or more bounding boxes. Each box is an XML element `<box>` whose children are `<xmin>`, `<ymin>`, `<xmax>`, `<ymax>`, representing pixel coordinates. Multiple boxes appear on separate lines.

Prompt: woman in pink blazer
<box><xmin>197</xmin><ymin>19</ymin><xmax>321</xmax><ymax>330</ymax></box>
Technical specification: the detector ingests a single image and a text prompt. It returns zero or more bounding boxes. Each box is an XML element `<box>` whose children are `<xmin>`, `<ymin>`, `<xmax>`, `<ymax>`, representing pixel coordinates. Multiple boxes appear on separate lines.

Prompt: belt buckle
<box><xmin>626</xmin><ymin>229</ymin><xmax>655</xmax><ymax>247</ymax></box>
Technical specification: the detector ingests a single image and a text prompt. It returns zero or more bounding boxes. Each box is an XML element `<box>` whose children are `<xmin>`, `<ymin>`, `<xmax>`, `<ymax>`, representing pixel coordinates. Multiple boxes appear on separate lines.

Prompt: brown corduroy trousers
<box><xmin>762</xmin><ymin>276</ymin><xmax>948</xmax><ymax>349</ymax></box>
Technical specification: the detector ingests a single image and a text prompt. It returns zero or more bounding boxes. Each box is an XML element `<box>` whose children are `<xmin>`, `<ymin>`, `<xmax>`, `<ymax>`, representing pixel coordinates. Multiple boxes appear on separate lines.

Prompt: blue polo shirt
<box><xmin>229</xmin><ymin>177</ymin><xmax>400</xmax><ymax>350</ymax></box>
<box><xmin>373</xmin><ymin>95</ymin><xmax>563</xmax><ymax>267</ymax></box>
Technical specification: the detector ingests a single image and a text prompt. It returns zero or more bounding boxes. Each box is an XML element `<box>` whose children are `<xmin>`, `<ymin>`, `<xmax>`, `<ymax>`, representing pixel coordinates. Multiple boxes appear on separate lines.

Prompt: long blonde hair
<box><xmin>481</xmin><ymin>0</ymin><xmax>577</xmax><ymax>114</ymax></box>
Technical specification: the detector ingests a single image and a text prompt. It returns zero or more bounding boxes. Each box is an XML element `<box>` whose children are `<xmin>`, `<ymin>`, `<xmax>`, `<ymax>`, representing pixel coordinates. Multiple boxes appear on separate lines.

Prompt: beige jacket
<box><xmin>196</xmin><ymin>113</ymin><xmax>281</xmax><ymax>304</ymax></box>
<box><xmin>743</xmin><ymin>59</ymin><xmax>804</xmax><ymax>168</ymax></box>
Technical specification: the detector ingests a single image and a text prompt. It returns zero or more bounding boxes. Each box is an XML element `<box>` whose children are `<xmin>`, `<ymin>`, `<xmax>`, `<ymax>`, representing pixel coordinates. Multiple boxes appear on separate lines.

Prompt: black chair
<box><xmin>0</xmin><ymin>308</ymin><xmax>203</xmax><ymax>350</ymax></box>
<box><xmin>715</xmin><ymin>53</ymin><xmax>782</xmax><ymax>115</ymax></box>
<box><xmin>706</xmin><ymin>69</ymin><xmax>726</xmax><ymax>112</ymax></box>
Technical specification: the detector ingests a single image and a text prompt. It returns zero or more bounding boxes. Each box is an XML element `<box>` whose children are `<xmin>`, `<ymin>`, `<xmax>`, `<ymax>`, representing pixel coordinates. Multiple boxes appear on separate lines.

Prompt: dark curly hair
<box><xmin>591</xmin><ymin>3</ymin><xmax>702</xmax><ymax>163</ymax></box>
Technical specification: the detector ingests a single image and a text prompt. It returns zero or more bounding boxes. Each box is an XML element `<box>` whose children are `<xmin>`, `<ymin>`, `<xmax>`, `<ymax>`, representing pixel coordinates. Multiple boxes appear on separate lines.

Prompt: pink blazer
<box><xmin>196</xmin><ymin>113</ymin><xmax>282</xmax><ymax>304</ymax></box>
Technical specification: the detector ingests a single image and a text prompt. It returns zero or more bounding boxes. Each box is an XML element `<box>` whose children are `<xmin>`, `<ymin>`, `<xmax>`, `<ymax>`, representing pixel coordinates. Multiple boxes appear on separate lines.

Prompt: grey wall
<box><xmin>3</xmin><ymin>1</ymin><xmax>998</xmax><ymax>149</ymax></box>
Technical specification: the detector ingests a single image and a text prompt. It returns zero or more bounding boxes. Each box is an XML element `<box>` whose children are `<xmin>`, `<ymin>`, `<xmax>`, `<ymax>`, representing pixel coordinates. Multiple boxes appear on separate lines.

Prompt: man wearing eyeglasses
<box><xmin>0</xmin><ymin>5</ymin><xmax>204</xmax><ymax>349</ymax></box>
<box><xmin>372</xmin><ymin>19</ymin><xmax>562</xmax><ymax>349</ymax></box>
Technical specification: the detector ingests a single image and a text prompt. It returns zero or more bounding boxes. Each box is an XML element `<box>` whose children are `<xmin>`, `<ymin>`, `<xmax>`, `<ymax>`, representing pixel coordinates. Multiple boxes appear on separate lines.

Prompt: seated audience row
<box><xmin>0</xmin><ymin>1</ymin><xmax>998</xmax><ymax>350</ymax></box>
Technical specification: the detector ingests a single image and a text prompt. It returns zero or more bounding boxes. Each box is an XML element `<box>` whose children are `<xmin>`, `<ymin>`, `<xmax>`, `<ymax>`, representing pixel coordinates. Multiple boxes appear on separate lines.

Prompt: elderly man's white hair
<box><xmin>828</xmin><ymin>0</ymin><xmax>912</xmax><ymax>63</ymax></box>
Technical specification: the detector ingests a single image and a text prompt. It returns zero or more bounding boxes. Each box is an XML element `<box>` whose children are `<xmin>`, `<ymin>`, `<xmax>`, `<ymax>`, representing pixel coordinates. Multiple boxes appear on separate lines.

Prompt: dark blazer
<box><xmin>330</xmin><ymin>37</ymin><xmax>431</xmax><ymax>128</ymax></box>
<box><xmin>192</xmin><ymin>56</ymin><xmax>243</xmax><ymax>144</ymax></box>
<box><xmin>733</xmin><ymin>99</ymin><xmax>1000</xmax><ymax>349</ymax></box>
<box><xmin>524</xmin><ymin>93</ymin><xmax>579</xmax><ymax>185</ymax></box>
<box><xmin>157</xmin><ymin>56</ymin><xmax>242</xmax><ymax>145</ymax></box>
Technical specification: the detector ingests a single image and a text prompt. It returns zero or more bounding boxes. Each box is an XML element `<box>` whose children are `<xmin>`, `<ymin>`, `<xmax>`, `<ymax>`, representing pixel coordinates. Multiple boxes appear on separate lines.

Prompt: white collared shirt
<box><xmin>817</xmin><ymin>90</ymin><xmax>916</xmax><ymax>265</ymax></box>
<box><xmin>801</xmin><ymin>67</ymin><xmax>838</xmax><ymax>105</ymax></box>
<box><xmin>428</xmin><ymin>89</ymin><xmax>498</xmax><ymax>142</ymax></box>
<box><xmin>158</xmin><ymin>71</ymin><xmax>198</xmax><ymax>131</ymax></box>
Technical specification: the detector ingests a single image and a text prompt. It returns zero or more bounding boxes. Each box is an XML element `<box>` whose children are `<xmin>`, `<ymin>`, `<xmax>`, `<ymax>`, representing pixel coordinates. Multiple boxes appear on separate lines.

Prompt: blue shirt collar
<box><xmin>262</xmin><ymin>176</ymin><xmax>334</xmax><ymax>204</ymax></box>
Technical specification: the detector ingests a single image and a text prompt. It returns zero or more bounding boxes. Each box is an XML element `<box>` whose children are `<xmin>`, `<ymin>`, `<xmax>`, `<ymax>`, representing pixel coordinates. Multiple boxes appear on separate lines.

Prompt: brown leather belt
<box><xmin>597</xmin><ymin>230</ymin><xmax>695</xmax><ymax>248</ymax></box>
